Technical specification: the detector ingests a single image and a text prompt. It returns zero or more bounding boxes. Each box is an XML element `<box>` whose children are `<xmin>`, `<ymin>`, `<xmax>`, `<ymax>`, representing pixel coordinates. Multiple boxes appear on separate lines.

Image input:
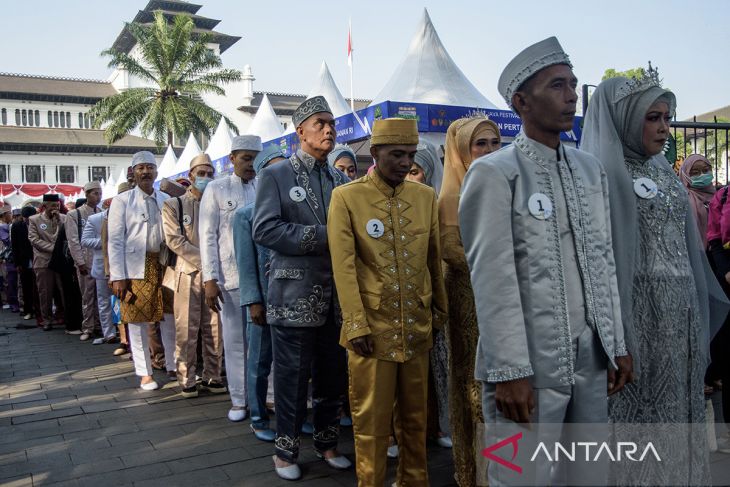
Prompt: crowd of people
<box><xmin>1</xmin><ymin>35</ymin><xmax>728</xmax><ymax>487</ymax></box>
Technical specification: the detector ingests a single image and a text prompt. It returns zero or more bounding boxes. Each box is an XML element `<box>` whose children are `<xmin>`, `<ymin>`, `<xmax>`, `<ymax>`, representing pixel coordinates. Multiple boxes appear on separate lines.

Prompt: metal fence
<box><xmin>671</xmin><ymin>118</ymin><xmax>730</xmax><ymax>185</ymax></box>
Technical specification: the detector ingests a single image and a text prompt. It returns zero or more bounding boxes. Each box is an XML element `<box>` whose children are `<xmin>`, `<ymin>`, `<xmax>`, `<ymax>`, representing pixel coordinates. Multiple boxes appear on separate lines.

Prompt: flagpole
<box><xmin>348</xmin><ymin>17</ymin><xmax>354</xmax><ymax>113</ymax></box>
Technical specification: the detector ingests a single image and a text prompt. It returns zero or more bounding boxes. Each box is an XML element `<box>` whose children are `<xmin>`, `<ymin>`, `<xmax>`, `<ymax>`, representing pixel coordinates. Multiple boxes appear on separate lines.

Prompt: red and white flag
<box><xmin>347</xmin><ymin>19</ymin><xmax>353</xmax><ymax>67</ymax></box>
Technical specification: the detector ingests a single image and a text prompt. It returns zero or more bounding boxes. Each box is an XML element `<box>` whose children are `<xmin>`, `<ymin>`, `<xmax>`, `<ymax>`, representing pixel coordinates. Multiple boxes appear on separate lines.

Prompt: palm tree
<box><xmin>91</xmin><ymin>11</ymin><xmax>241</xmax><ymax>147</ymax></box>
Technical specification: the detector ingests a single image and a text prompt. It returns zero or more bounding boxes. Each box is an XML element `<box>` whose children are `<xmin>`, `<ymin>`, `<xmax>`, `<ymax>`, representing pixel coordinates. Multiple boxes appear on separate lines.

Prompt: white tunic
<box><xmin>200</xmin><ymin>174</ymin><xmax>257</xmax><ymax>290</ymax></box>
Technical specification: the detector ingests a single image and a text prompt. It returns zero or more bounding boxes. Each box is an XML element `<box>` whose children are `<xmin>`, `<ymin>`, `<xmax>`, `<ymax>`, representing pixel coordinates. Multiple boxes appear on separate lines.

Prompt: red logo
<box><xmin>482</xmin><ymin>432</ymin><xmax>523</xmax><ymax>474</ymax></box>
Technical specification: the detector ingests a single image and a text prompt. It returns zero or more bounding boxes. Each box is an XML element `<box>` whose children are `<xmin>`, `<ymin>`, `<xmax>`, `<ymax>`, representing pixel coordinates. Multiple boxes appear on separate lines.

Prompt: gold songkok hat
<box><xmin>84</xmin><ymin>181</ymin><xmax>102</xmax><ymax>192</ymax></box>
<box><xmin>370</xmin><ymin>118</ymin><xmax>419</xmax><ymax>146</ymax></box>
<box><xmin>190</xmin><ymin>153</ymin><xmax>213</xmax><ymax>171</ymax></box>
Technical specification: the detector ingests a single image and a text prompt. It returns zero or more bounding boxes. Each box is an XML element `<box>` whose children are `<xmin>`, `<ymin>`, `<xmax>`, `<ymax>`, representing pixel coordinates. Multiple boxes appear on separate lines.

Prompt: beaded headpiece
<box><xmin>613</xmin><ymin>62</ymin><xmax>663</xmax><ymax>103</ymax></box>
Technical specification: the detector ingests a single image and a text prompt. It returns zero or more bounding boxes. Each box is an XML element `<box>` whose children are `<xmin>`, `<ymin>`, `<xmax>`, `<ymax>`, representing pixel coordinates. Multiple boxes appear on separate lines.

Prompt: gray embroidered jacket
<box><xmin>253</xmin><ymin>150</ymin><xmax>349</xmax><ymax>327</ymax></box>
<box><xmin>459</xmin><ymin>131</ymin><xmax>627</xmax><ymax>388</ymax></box>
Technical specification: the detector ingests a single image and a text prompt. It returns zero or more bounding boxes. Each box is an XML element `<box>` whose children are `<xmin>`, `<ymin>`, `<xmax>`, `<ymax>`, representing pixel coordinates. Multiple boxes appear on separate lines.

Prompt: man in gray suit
<box><xmin>253</xmin><ymin>96</ymin><xmax>351</xmax><ymax>481</ymax></box>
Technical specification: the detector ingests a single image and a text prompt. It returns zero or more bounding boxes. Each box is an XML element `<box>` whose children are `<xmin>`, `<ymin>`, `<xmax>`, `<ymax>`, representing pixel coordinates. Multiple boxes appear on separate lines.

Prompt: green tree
<box><xmin>91</xmin><ymin>11</ymin><xmax>241</xmax><ymax>147</ymax></box>
<box><xmin>602</xmin><ymin>67</ymin><xmax>647</xmax><ymax>81</ymax></box>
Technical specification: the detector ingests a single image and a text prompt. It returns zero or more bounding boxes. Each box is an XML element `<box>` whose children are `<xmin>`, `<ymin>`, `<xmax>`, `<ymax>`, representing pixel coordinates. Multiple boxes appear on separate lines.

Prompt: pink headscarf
<box><xmin>680</xmin><ymin>154</ymin><xmax>715</xmax><ymax>247</ymax></box>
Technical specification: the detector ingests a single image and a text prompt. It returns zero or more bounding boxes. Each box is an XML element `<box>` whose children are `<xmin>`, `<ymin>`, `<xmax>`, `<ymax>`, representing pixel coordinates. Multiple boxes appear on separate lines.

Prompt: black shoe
<box><xmin>181</xmin><ymin>386</ymin><xmax>199</xmax><ymax>398</ymax></box>
<box><xmin>202</xmin><ymin>380</ymin><xmax>228</xmax><ymax>394</ymax></box>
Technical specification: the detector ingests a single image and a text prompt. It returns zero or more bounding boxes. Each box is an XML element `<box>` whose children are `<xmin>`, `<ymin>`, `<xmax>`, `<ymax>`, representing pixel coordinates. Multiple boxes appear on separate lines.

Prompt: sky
<box><xmin>2</xmin><ymin>0</ymin><xmax>728</xmax><ymax>119</ymax></box>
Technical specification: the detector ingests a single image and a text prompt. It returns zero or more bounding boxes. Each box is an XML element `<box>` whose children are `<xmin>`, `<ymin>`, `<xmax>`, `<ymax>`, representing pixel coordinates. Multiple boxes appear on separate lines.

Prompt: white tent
<box><xmin>172</xmin><ymin>134</ymin><xmax>202</xmax><ymax>176</ymax></box>
<box><xmin>246</xmin><ymin>94</ymin><xmax>283</xmax><ymax>142</ymax></box>
<box><xmin>307</xmin><ymin>61</ymin><xmax>352</xmax><ymax>118</ymax></box>
<box><xmin>206</xmin><ymin>117</ymin><xmax>233</xmax><ymax>161</ymax></box>
<box><xmin>105</xmin><ymin>173</ymin><xmax>116</xmax><ymax>196</ymax></box>
<box><xmin>370</xmin><ymin>9</ymin><xmax>496</xmax><ymax>108</ymax></box>
<box><xmin>156</xmin><ymin>144</ymin><xmax>179</xmax><ymax>180</ymax></box>
<box><xmin>116</xmin><ymin>168</ymin><xmax>127</xmax><ymax>188</ymax></box>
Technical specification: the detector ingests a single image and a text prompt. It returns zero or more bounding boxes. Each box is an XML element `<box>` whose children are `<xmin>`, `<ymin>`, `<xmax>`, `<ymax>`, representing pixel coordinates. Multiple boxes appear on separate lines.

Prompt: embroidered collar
<box><xmin>296</xmin><ymin>149</ymin><xmax>327</xmax><ymax>174</ymax></box>
<box><xmin>514</xmin><ymin>130</ymin><xmax>565</xmax><ymax>166</ymax></box>
<box><xmin>370</xmin><ymin>168</ymin><xmax>405</xmax><ymax>197</ymax></box>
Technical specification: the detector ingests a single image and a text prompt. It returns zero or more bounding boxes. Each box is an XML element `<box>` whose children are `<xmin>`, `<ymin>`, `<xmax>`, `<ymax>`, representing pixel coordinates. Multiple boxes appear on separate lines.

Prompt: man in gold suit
<box><xmin>328</xmin><ymin>118</ymin><xmax>448</xmax><ymax>487</ymax></box>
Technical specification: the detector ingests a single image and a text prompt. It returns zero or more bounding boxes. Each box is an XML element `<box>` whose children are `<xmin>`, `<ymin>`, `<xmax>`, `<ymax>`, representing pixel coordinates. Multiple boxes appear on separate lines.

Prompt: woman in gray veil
<box><xmin>582</xmin><ymin>76</ymin><xmax>728</xmax><ymax>485</ymax></box>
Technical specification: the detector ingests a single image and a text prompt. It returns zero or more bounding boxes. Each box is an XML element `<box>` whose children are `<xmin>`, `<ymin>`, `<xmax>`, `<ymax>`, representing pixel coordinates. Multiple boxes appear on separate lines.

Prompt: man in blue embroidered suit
<box><xmin>253</xmin><ymin>96</ymin><xmax>351</xmax><ymax>480</ymax></box>
<box><xmin>459</xmin><ymin>37</ymin><xmax>633</xmax><ymax>485</ymax></box>
<box><xmin>233</xmin><ymin>145</ymin><xmax>287</xmax><ymax>443</ymax></box>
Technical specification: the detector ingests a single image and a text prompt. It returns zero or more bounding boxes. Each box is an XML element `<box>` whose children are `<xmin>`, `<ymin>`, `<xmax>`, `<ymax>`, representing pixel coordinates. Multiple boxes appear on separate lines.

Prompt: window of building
<box><xmin>59</xmin><ymin>111</ymin><xmax>65</xmax><ymax>128</ymax></box>
<box><xmin>1</xmin><ymin>108</ymin><xmax>6</xmax><ymax>125</ymax></box>
<box><xmin>25</xmin><ymin>165</ymin><xmax>42</xmax><ymax>183</ymax></box>
<box><xmin>15</xmin><ymin>109</ymin><xmax>20</xmax><ymax>125</ymax></box>
<box><xmin>0</xmin><ymin>165</ymin><xmax>7</xmax><ymax>183</ymax></box>
<box><xmin>34</xmin><ymin>110</ymin><xmax>40</xmax><ymax>127</ymax></box>
<box><xmin>48</xmin><ymin>111</ymin><xmax>53</xmax><ymax>127</ymax></box>
<box><xmin>91</xmin><ymin>166</ymin><xmax>107</xmax><ymax>182</ymax></box>
<box><xmin>21</xmin><ymin>110</ymin><xmax>27</xmax><ymax>126</ymax></box>
<box><xmin>84</xmin><ymin>113</ymin><xmax>90</xmax><ymax>129</ymax></box>
<box><xmin>65</xmin><ymin>112</ymin><xmax>71</xmax><ymax>128</ymax></box>
<box><xmin>58</xmin><ymin>166</ymin><xmax>75</xmax><ymax>183</ymax></box>
<box><xmin>53</xmin><ymin>111</ymin><xmax>59</xmax><ymax>127</ymax></box>
<box><xmin>78</xmin><ymin>113</ymin><xmax>83</xmax><ymax>128</ymax></box>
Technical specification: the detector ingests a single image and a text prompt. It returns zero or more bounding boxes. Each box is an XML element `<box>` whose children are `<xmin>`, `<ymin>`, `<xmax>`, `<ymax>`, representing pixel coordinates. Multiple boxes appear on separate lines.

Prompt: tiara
<box><xmin>614</xmin><ymin>62</ymin><xmax>663</xmax><ymax>103</ymax></box>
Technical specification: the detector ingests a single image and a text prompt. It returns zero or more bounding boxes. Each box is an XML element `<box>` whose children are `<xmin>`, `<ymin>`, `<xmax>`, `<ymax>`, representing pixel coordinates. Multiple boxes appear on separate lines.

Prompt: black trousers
<box><xmin>19</xmin><ymin>267</ymin><xmax>39</xmax><ymax>317</ymax></box>
<box><xmin>271</xmin><ymin>309</ymin><xmax>347</xmax><ymax>462</ymax></box>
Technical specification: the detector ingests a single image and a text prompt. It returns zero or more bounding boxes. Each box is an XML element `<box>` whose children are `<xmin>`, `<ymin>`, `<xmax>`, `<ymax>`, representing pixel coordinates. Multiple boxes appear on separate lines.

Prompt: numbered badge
<box><xmin>40</xmin><ymin>223</ymin><xmax>48</xmax><ymax>230</ymax></box>
<box><xmin>366</xmin><ymin>219</ymin><xmax>385</xmax><ymax>238</ymax></box>
<box><xmin>182</xmin><ymin>214</ymin><xmax>192</xmax><ymax>225</ymax></box>
<box><xmin>141</xmin><ymin>212</ymin><xmax>148</xmax><ymax>222</ymax></box>
<box><xmin>289</xmin><ymin>186</ymin><xmax>306</xmax><ymax>203</ymax></box>
<box><xmin>225</xmin><ymin>200</ymin><xmax>237</xmax><ymax>210</ymax></box>
<box><xmin>633</xmin><ymin>177</ymin><xmax>658</xmax><ymax>199</ymax></box>
<box><xmin>528</xmin><ymin>193</ymin><xmax>553</xmax><ymax>220</ymax></box>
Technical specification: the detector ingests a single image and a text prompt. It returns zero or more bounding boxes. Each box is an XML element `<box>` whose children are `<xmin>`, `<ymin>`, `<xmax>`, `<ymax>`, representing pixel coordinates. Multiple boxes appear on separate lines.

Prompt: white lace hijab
<box><xmin>582</xmin><ymin>77</ymin><xmax>726</xmax><ymax>372</ymax></box>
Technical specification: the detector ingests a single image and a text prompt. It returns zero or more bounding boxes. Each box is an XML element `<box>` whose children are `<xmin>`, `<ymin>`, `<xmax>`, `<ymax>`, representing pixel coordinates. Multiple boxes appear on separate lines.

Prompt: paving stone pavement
<box><xmin>5</xmin><ymin>310</ymin><xmax>730</xmax><ymax>487</ymax></box>
<box><xmin>0</xmin><ymin>310</ymin><xmax>457</xmax><ymax>486</ymax></box>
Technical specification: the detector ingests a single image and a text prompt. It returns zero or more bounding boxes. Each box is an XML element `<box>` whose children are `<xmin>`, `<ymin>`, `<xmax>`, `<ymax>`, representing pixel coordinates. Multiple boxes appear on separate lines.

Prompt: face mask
<box><xmin>690</xmin><ymin>173</ymin><xmax>713</xmax><ymax>188</ymax></box>
<box><xmin>193</xmin><ymin>177</ymin><xmax>212</xmax><ymax>193</ymax></box>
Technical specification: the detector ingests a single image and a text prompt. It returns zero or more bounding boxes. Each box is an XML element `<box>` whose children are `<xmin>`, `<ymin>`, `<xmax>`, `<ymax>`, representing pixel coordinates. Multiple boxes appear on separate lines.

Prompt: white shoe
<box><xmin>437</xmin><ymin>436</ymin><xmax>453</xmax><ymax>448</ymax></box>
<box><xmin>79</xmin><ymin>333</ymin><xmax>91</xmax><ymax>341</ymax></box>
<box><xmin>23</xmin><ymin>314</ymin><xmax>32</xmax><ymax>320</ymax></box>
<box><xmin>3</xmin><ymin>304</ymin><xmax>10</xmax><ymax>310</ymax></box>
<box><xmin>228</xmin><ymin>407</ymin><xmax>248</xmax><ymax>422</ymax></box>
<box><xmin>140</xmin><ymin>381</ymin><xmax>159</xmax><ymax>391</ymax></box>
<box><xmin>317</xmin><ymin>452</ymin><xmax>352</xmax><ymax>470</ymax></box>
<box><xmin>65</xmin><ymin>330</ymin><xmax>82</xmax><ymax>335</ymax></box>
<box><xmin>92</xmin><ymin>338</ymin><xmax>104</xmax><ymax>345</ymax></box>
<box><xmin>387</xmin><ymin>444</ymin><xmax>399</xmax><ymax>458</ymax></box>
<box><xmin>273</xmin><ymin>456</ymin><xmax>302</xmax><ymax>481</ymax></box>
<box><xmin>718</xmin><ymin>437</ymin><xmax>730</xmax><ymax>454</ymax></box>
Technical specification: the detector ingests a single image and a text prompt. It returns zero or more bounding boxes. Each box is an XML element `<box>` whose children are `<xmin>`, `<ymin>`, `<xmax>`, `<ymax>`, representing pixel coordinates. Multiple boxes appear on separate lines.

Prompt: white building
<box><xmin>0</xmin><ymin>0</ymin><xmax>372</xmax><ymax>206</ymax></box>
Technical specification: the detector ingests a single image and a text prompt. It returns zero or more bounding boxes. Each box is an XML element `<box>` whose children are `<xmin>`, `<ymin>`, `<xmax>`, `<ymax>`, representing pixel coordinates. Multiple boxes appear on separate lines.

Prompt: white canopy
<box><xmin>172</xmin><ymin>134</ymin><xmax>202</xmax><ymax>176</ymax></box>
<box><xmin>156</xmin><ymin>144</ymin><xmax>179</xmax><ymax>180</ymax></box>
<box><xmin>206</xmin><ymin>117</ymin><xmax>233</xmax><ymax>161</ymax></box>
<box><xmin>105</xmin><ymin>173</ymin><xmax>116</xmax><ymax>198</ymax></box>
<box><xmin>246</xmin><ymin>94</ymin><xmax>283</xmax><ymax>142</ymax></box>
<box><xmin>116</xmin><ymin>167</ymin><xmax>127</xmax><ymax>187</ymax></box>
<box><xmin>307</xmin><ymin>61</ymin><xmax>352</xmax><ymax>118</ymax></box>
<box><xmin>370</xmin><ymin>9</ymin><xmax>496</xmax><ymax>108</ymax></box>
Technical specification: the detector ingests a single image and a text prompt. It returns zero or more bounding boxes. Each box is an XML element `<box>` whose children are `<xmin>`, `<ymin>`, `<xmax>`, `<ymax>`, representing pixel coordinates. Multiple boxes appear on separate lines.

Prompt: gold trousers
<box><xmin>349</xmin><ymin>350</ymin><xmax>430</xmax><ymax>487</ymax></box>
<box><xmin>173</xmin><ymin>271</ymin><xmax>222</xmax><ymax>387</ymax></box>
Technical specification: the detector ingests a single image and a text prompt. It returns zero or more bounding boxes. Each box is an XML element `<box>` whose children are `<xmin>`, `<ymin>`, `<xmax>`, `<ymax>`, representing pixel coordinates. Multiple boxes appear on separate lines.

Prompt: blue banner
<box><xmin>158</xmin><ymin>101</ymin><xmax>583</xmax><ymax>183</ymax></box>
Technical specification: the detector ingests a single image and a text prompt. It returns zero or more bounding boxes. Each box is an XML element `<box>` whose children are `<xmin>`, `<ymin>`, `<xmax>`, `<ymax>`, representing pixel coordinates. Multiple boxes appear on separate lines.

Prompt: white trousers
<box><xmin>160</xmin><ymin>313</ymin><xmax>177</xmax><ymax>372</ymax></box>
<box><xmin>128</xmin><ymin>322</ymin><xmax>153</xmax><ymax>377</ymax></box>
<box><xmin>95</xmin><ymin>280</ymin><xmax>116</xmax><ymax>339</ymax></box>
<box><xmin>220</xmin><ymin>288</ymin><xmax>246</xmax><ymax>407</ymax></box>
